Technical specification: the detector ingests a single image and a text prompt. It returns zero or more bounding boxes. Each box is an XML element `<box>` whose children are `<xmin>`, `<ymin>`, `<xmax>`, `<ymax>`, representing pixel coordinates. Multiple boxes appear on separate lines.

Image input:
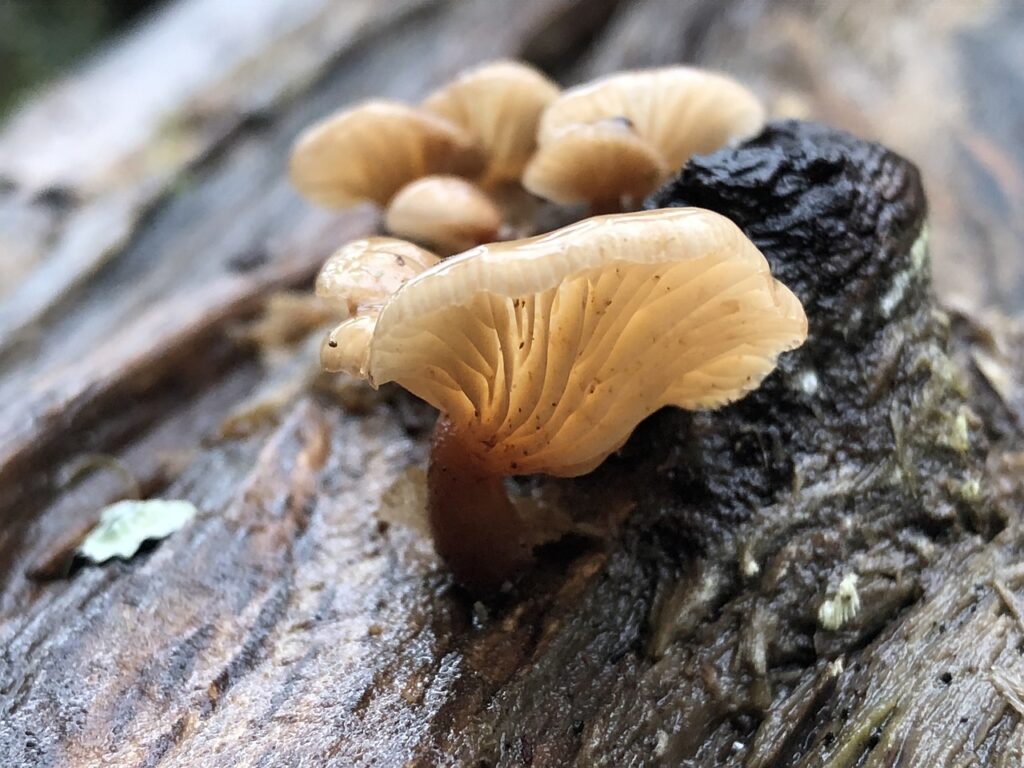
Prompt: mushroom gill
<box><xmin>368</xmin><ymin>207</ymin><xmax>806</xmax><ymax>476</ymax></box>
<box><xmin>521</xmin><ymin>120</ymin><xmax>668</xmax><ymax>212</ymax></box>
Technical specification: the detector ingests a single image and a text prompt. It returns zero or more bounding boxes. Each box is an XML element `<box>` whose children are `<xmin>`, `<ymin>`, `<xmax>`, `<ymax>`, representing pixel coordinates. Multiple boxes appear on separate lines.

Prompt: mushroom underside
<box><xmin>370</xmin><ymin>254</ymin><xmax>805</xmax><ymax>477</ymax></box>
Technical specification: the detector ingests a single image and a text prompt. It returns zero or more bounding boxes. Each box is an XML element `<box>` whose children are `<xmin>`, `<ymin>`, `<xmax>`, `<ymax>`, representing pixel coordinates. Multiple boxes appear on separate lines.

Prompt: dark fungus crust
<box><xmin>649</xmin><ymin>119</ymin><xmax>927</xmax><ymax>342</ymax></box>
<box><xmin>633</xmin><ymin>121</ymin><xmax>988</xmax><ymax>541</ymax></box>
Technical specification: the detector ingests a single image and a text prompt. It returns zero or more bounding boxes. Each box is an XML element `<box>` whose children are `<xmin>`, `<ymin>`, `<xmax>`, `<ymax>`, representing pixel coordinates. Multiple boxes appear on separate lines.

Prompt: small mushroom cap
<box><xmin>316</xmin><ymin>236</ymin><xmax>441</xmax><ymax>318</ymax></box>
<box><xmin>521</xmin><ymin>121</ymin><xmax>668</xmax><ymax>206</ymax></box>
<box><xmin>538</xmin><ymin>67</ymin><xmax>765</xmax><ymax>170</ymax></box>
<box><xmin>422</xmin><ymin>60</ymin><xmax>560</xmax><ymax>185</ymax></box>
<box><xmin>384</xmin><ymin>175</ymin><xmax>503</xmax><ymax>254</ymax></box>
<box><xmin>290</xmin><ymin>101</ymin><xmax>484</xmax><ymax>207</ymax></box>
<box><xmin>322</xmin><ymin>313</ymin><xmax>377</xmax><ymax>375</ymax></box>
<box><xmin>358</xmin><ymin>208</ymin><xmax>807</xmax><ymax>477</ymax></box>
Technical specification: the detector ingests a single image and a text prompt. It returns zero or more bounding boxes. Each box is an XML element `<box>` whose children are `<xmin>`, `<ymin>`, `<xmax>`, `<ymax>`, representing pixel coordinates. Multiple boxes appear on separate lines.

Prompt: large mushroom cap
<box><xmin>356</xmin><ymin>208</ymin><xmax>807</xmax><ymax>477</ymax></box>
<box><xmin>384</xmin><ymin>175</ymin><xmax>502</xmax><ymax>254</ymax></box>
<box><xmin>522</xmin><ymin>120</ymin><xmax>668</xmax><ymax>207</ymax></box>
<box><xmin>538</xmin><ymin>67</ymin><xmax>765</xmax><ymax>171</ymax></box>
<box><xmin>289</xmin><ymin>101</ymin><xmax>484</xmax><ymax>207</ymax></box>
<box><xmin>316</xmin><ymin>236</ymin><xmax>441</xmax><ymax>317</ymax></box>
<box><xmin>422</xmin><ymin>60</ymin><xmax>560</xmax><ymax>186</ymax></box>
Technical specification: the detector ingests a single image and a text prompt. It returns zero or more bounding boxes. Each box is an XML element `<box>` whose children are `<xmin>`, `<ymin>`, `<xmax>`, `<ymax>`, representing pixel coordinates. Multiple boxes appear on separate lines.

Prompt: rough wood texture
<box><xmin>2</xmin><ymin>1</ymin><xmax>1024</xmax><ymax>766</ymax></box>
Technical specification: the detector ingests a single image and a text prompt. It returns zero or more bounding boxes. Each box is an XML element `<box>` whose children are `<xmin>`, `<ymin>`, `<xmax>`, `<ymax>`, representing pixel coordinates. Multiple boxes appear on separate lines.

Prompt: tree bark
<box><xmin>3</xmin><ymin>1</ymin><xmax>1024</xmax><ymax>767</ymax></box>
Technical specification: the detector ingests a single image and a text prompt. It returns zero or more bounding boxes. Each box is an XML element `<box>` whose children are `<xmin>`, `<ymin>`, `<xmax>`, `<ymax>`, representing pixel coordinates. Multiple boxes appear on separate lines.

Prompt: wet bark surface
<box><xmin>2</xmin><ymin>1</ymin><xmax>1024</xmax><ymax>767</ymax></box>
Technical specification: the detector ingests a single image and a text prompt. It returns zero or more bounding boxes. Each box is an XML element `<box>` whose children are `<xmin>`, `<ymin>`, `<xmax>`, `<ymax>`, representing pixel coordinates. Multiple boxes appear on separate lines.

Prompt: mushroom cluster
<box><xmin>291</xmin><ymin>63</ymin><xmax>765</xmax><ymax>249</ymax></box>
<box><xmin>291</xmin><ymin>61</ymin><xmax>805</xmax><ymax>592</ymax></box>
<box><xmin>524</xmin><ymin>68</ymin><xmax>764</xmax><ymax>212</ymax></box>
<box><xmin>290</xmin><ymin>60</ymin><xmax>560</xmax><ymax>254</ymax></box>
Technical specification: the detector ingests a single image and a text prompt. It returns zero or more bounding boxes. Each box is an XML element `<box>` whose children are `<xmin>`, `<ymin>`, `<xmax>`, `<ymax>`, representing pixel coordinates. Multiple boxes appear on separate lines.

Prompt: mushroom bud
<box><xmin>525</xmin><ymin>67</ymin><xmax>764</xmax><ymax>210</ymax></box>
<box><xmin>316</xmin><ymin>236</ymin><xmax>441</xmax><ymax>317</ymax></box>
<box><xmin>315</xmin><ymin>237</ymin><xmax>440</xmax><ymax>374</ymax></box>
<box><xmin>289</xmin><ymin>101</ymin><xmax>483</xmax><ymax>208</ymax></box>
<box><xmin>384</xmin><ymin>175</ymin><xmax>503</xmax><ymax>254</ymax></box>
<box><xmin>327</xmin><ymin>208</ymin><xmax>807</xmax><ymax>591</ymax></box>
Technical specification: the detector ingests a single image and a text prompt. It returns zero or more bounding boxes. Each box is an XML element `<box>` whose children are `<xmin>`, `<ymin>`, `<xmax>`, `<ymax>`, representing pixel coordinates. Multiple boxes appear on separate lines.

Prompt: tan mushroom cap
<box><xmin>384</xmin><ymin>175</ymin><xmax>503</xmax><ymax>254</ymax></box>
<box><xmin>322</xmin><ymin>313</ymin><xmax>378</xmax><ymax>375</ymax></box>
<box><xmin>522</xmin><ymin>121</ymin><xmax>668</xmax><ymax>206</ymax></box>
<box><xmin>318</xmin><ymin>237</ymin><xmax>440</xmax><ymax>375</ymax></box>
<box><xmin>423</xmin><ymin>60</ymin><xmax>560</xmax><ymax>185</ymax></box>
<box><xmin>538</xmin><ymin>67</ymin><xmax>765</xmax><ymax>171</ymax></box>
<box><xmin>290</xmin><ymin>101</ymin><xmax>484</xmax><ymax>207</ymax></box>
<box><xmin>316</xmin><ymin>236</ymin><xmax>441</xmax><ymax>317</ymax></box>
<box><xmin>355</xmin><ymin>208</ymin><xmax>807</xmax><ymax>477</ymax></box>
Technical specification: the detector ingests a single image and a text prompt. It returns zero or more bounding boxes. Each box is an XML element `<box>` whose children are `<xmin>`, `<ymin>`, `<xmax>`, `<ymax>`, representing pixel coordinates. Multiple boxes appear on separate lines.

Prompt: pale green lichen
<box><xmin>938</xmin><ymin>405</ymin><xmax>971</xmax><ymax>453</ymax></box>
<box><xmin>910</xmin><ymin>225</ymin><xmax>929</xmax><ymax>272</ymax></box>
<box><xmin>878</xmin><ymin>226</ymin><xmax>928</xmax><ymax>319</ymax></box>
<box><xmin>958</xmin><ymin>475</ymin><xmax>982</xmax><ymax>502</ymax></box>
<box><xmin>78</xmin><ymin>499</ymin><xmax>197</xmax><ymax>563</ymax></box>
<box><xmin>796</xmin><ymin>369</ymin><xmax>819</xmax><ymax>396</ymax></box>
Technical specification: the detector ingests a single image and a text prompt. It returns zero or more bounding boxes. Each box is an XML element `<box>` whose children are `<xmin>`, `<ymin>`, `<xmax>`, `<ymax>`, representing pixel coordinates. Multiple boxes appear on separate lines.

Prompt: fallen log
<box><xmin>3</xmin><ymin>2</ymin><xmax>1024</xmax><ymax>766</ymax></box>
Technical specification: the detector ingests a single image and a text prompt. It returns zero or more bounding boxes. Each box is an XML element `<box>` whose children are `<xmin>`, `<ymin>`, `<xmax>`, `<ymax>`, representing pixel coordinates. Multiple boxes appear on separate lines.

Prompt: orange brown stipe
<box><xmin>427</xmin><ymin>415</ymin><xmax>531</xmax><ymax>592</ymax></box>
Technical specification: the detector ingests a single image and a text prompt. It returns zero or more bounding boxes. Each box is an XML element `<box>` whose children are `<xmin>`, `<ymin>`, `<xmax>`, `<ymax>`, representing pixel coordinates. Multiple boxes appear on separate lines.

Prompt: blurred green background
<box><xmin>0</xmin><ymin>0</ymin><xmax>161</xmax><ymax>118</ymax></box>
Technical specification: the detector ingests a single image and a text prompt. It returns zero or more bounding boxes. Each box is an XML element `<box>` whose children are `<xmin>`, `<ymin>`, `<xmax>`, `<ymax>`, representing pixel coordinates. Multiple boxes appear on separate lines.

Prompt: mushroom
<box><xmin>326</xmin><ymin>208</ymin><xmax>807</xmax><ymax>591</ymax></box>
<box><xmin>316</xmin><ymin>236</ymin><xmax>441</xmax><ymax>317</ymax></box>
<box><xmin>524</xmin><ymin>67</ymin><xmax>764</xmax><ymax>210</ymax></box>
<box><xmin>289</xmin><ymin>101</ymin><xmax>483</xmax><ymax>208</ymax></box>
<box><xmin>290</xmin><ymin>62</ymin><xmax>559</xmax><ymax>247</ymax></box>
<box><xmin>322</xmin><ymin>313</ymin><xmax>378</xmax><ymax>378</ymax></box>
<box><xmin>315</xmin><ymin>237</ymin><xmax>440</xmax><ymax>374</ymax></box>
<box><xmin>384</xmin><ymin>175</ymin><xmax>503</xmax><ymax>254</ymax></box>
<box><xmin>422</xmin><ymin>60</ymin><xmax>560</xmax><ymax>188</ymax></box>
<box><xmin>521</xmin><ymin>120</ymin><xmax>668</xmax><ymax>213</ymax></box>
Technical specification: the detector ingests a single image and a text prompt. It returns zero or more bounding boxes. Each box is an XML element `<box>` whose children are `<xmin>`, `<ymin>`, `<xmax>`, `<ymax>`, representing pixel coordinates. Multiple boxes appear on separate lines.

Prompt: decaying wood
<box><xmin>2</xmin><ymin>1</ymin><xmax>1024</xmax><ymax>766</ymax></box>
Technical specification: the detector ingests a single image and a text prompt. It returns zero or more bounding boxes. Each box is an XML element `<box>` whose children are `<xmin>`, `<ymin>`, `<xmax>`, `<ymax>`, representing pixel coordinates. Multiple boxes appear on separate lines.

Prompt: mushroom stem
<box><xmin>427</xmin><ymin>415</ymin><xmax>531</xmax><ymax>592</ymax></box>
